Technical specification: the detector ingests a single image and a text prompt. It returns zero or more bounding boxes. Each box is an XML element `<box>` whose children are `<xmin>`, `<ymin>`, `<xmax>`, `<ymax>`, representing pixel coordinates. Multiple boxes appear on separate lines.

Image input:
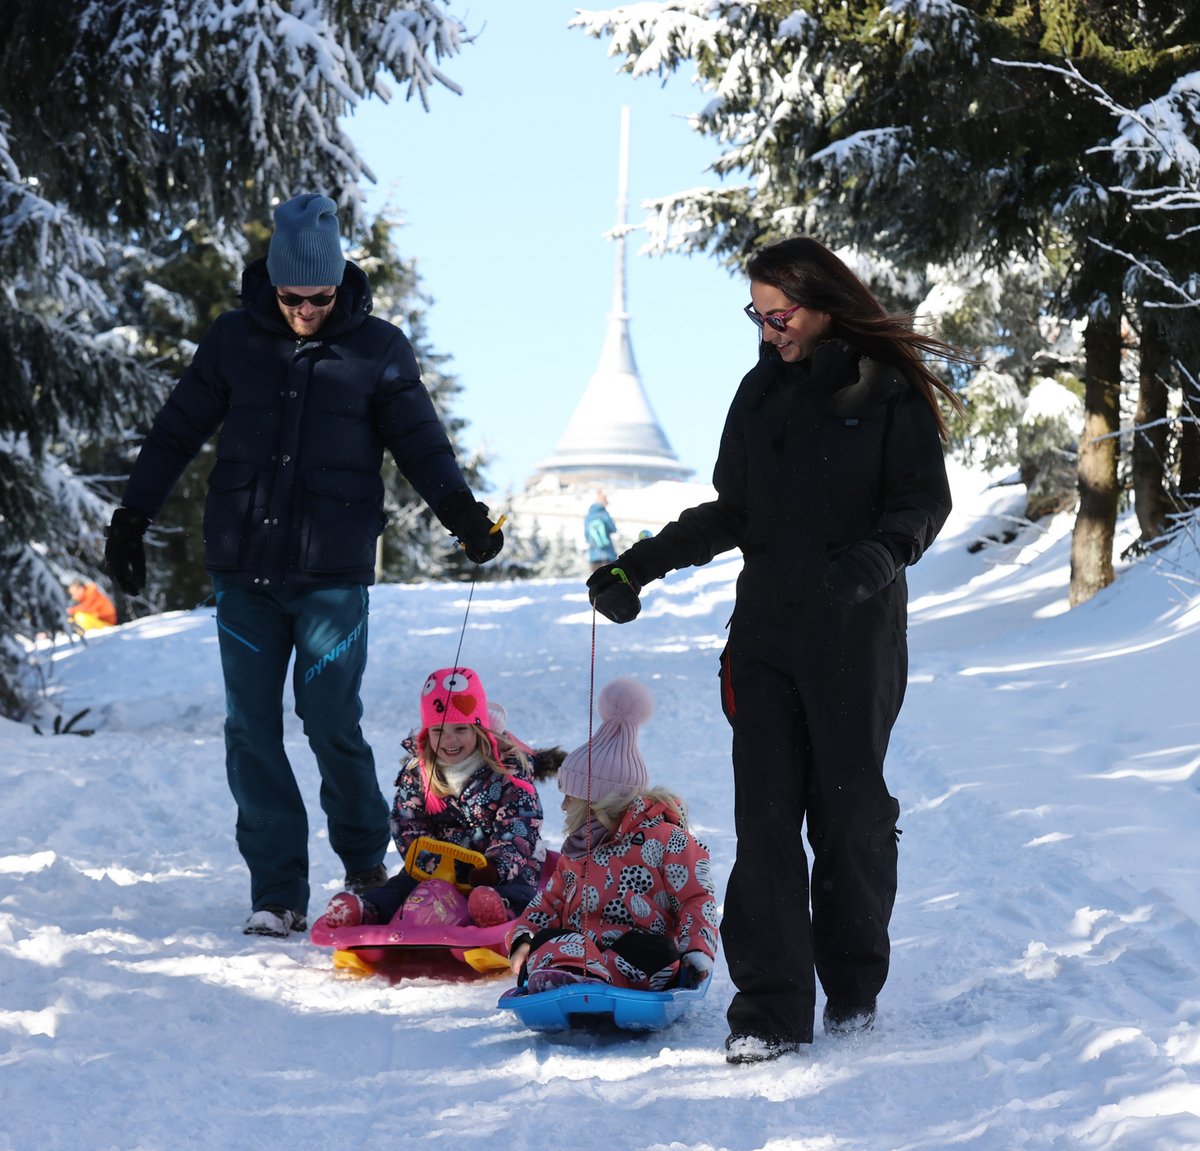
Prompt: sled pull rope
<box><xmin>582</xmin><ymin>605</ymin><xmax>598</xmax><ymax>941</ymax></box>
<box><xmin>430</xmin><ymin>573</ymin><xmax>478</xmax><ymax>754</ymax></box>
<box><xmin>450</xmin><ymin>571</ymin><xmax>476</xmax><ymax>675</ymax></box>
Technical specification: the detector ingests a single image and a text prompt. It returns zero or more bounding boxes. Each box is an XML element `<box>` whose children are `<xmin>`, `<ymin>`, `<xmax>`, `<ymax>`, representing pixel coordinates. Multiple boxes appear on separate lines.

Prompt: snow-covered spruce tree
<box><xmin>920</xmin><ymin>255</ymin><xmax>1089</xmax><ymax>523</ymax></box>
<box><xmin>0</xmin><ymin>0</ymin><xmax>471</xmax><ymax>718</ymax></box>
<box><xmin>573</xmin><ymin>0</ymin><xmax>1200</xmax><ymax>604</ymax></box>
<box><xmin>1070</xmin><ymin>60</ymin><xmax>1200</xmax><ymax>543</ymax></box>
<box><xmin>99</xmin><ymin>218</ymin><xmax>265</xmax><ymax>615</ymax></box>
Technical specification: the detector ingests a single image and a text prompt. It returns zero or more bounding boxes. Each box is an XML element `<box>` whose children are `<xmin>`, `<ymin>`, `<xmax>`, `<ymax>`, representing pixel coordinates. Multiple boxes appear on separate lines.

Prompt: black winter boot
<box><xmin>822</xmin><ymin>999</ymin><xmax>877</xmax><ymax>1036</ymax></box>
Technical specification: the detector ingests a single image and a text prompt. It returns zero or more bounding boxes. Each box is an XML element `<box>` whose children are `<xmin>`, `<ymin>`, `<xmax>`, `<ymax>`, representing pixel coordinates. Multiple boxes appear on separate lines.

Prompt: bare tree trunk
<box><xmin>1069</xmin><ymin>302</ymin><xmax>1123</xmax><ymax>607</ymax></box>
<box><xmin>1179</xmin><ymin>351</ymin><xmax>1200</xmax><ymax>508</ymax></box>
<box><xmin>1131</xmin><ymin>306</ymin><xmax>1173</xmax><ymax>543</ymax></box>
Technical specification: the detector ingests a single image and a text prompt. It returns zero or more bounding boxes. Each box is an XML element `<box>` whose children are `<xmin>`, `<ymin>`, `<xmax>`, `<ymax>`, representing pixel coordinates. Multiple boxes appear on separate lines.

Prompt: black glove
<box><xmin>823</xmin><ymin>538</ymin><xmax>903</xmax><ymax>605</ymax></box>
<box><xmin>104</xmin><ymin>508</ymin><xmax>152</xmax><ymax>596</ymax></box>
<box><xmin>587</xmin><ymin>561</ymin><xmax>642</xmax><ymax>624</ymax></box>
<box><xmin>437</xmin><ymin>489</ymin><xmax>504</xmax><ymax>565</ymax></box>
<box><xmin>679</xmin><ymin>951</ymin><xmax>714</xmax><ymax>988</ymax></box>
<box><xmin>468</xmin><ymin>861</ymin><xmax>500</xmax><ymax>888</ymax></box>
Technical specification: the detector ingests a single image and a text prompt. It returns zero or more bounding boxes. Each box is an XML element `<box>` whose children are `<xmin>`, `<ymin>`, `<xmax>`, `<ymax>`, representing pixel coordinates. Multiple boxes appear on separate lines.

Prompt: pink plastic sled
<box><xmin>310</xmin><ymin>837</ymin><xmax>558</xmax><ymax>977</ymax></box>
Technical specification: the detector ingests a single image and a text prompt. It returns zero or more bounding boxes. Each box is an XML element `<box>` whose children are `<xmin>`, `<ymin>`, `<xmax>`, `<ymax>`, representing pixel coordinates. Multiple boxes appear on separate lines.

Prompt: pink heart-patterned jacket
<box><xmin>506</xmin><ymin>794</ymin><xmax>719</xmax><ymax>987</ymax></box>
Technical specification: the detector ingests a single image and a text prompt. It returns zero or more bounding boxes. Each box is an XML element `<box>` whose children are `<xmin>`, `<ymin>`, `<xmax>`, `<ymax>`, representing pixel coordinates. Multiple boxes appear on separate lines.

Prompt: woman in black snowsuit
<box><xmin>588</xmin><ymin>236</ymin><xmax>967</xmax><ymax>1064</ymax></box>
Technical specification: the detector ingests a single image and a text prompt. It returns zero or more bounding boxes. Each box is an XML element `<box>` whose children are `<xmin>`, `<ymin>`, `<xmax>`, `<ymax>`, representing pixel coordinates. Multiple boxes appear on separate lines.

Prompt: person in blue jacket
<box><xmin>103</xmin><ymin>193</ymin><xmax>504</xmax><ymax>938</ymax></box>
<box><xmin>584</xmin><ymin>490</ymin><xmax>618</xmax><ymax>570</ymax></box>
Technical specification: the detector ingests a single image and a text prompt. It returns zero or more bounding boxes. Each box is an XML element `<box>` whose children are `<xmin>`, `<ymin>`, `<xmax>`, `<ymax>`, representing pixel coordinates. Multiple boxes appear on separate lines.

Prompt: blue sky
<box><xmin>344</xmin><ymin>3</ymin><xmax>757</xmax><ymax>496</ymax></box>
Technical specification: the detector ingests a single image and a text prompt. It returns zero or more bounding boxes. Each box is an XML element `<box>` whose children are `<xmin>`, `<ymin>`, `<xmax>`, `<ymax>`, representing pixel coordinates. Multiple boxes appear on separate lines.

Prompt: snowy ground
<box><xmin>4</xmin><ymin>463</ymin><xmax>1200</xmax><ymax>1151</ymax></box>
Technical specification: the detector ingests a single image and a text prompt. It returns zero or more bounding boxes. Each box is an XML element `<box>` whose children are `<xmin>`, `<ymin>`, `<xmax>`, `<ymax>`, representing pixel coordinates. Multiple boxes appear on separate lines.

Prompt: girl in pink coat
<box><xmin>506</xmin><ymin>678</ymin><xmax>719</xmax><ymax>994</ymax></box>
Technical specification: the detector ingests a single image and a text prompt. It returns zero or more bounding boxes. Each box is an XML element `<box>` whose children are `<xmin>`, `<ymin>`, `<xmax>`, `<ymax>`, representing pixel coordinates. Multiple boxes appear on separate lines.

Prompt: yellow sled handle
<box><xmin>404</xmin><ymin>836</ymin><xmax>489</xmax><ymax>893</ymax></box>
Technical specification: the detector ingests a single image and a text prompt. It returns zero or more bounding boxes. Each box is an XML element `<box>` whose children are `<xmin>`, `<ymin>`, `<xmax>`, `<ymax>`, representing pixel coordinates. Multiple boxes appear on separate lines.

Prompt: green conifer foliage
<box><xmin>0</xmin><ymin>0</ymin><xmax>472</xmax><ymax>717</ymax></box>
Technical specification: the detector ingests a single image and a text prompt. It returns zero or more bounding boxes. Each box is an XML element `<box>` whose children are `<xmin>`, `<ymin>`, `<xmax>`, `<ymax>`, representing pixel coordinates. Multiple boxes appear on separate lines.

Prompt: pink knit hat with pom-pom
<box><xmin>558</xmin><ymin>678</ymin><xmax>652</xmax><ymax>801</ymax></box>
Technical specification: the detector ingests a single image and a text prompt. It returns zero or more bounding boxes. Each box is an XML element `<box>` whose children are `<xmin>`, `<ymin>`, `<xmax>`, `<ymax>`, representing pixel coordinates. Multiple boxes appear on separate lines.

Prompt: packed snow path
<box><xmin>3</xmin><ymin>470</ymin><xmax>1199</xmax><ymax>1150</ymax></box>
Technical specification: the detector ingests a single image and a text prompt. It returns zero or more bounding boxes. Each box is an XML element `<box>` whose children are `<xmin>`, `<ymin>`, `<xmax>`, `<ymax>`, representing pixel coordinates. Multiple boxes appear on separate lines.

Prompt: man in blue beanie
<box><xmin>104</xmin><ymin>192</ymin><xmax>504</xmax><ymax>937</ymax></box>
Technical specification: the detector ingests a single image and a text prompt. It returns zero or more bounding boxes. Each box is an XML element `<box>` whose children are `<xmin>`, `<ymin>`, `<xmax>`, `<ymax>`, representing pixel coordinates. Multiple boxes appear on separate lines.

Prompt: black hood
<box><xmin>240</xmin><ymin>257</ymin><xmax>373</xmax><ymax>338</ymax></box>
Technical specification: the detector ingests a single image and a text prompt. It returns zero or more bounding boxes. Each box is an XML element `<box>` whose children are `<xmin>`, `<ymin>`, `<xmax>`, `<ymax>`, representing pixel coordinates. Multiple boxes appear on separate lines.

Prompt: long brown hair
<box><xmin>746</xmin><ymin>236</ymin><xmax>970</xmax><ymax>439</ymax></box>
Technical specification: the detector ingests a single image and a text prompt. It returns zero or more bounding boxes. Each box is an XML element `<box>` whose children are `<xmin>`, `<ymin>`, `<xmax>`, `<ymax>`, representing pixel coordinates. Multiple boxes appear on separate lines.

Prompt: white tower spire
<box><xmin>532</xmin><ymin>106</ymin><xmax>692</xmax><ymax>486</ymax></box>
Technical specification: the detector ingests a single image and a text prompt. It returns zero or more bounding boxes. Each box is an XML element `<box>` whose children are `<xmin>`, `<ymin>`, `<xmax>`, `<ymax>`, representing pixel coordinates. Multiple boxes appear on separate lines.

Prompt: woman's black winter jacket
<box><xmin>620</xmin><ymin>338</ymin><xmax>952</xmax><ymax>606</ymax></box>
<box><xmin>122</xmin><ymin>259</ymin><xmax>468</xmax><ymax>588</ymax></box>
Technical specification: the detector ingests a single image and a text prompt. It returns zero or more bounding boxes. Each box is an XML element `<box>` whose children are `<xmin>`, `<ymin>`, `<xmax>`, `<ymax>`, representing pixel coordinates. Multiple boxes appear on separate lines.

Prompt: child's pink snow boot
<box><xmin>323</xmin><ymin>891</ymin><xmax>379</xmax><ymax>929</ymax></box>
<box><xmin>467</xmin><ymin>886</ymin><xmax>507</xmax><ymax>927</ymax></box>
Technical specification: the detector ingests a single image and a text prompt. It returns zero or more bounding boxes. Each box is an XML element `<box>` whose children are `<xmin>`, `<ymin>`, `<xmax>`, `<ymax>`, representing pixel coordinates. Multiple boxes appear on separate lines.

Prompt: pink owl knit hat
<box><xmin>419</xmin><ymin>667</ymin><xmax>500</xmax><ymax>764</ymax></box>
<box><xmin>558</xmin><ymin>678</ymin><xmax>652</xmax><ymax>802</ymax></box>
<box><xmin>417</xmin><ymin>667</ymin><xmax>534</xmax><ymax>812</ymax></box>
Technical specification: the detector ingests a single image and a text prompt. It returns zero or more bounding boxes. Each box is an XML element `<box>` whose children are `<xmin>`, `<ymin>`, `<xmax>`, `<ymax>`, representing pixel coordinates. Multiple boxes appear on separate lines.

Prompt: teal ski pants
<box><xmin>213</xmin><ymin>578</ymin><xmax>389</xmax><ymax>916</ymax></box>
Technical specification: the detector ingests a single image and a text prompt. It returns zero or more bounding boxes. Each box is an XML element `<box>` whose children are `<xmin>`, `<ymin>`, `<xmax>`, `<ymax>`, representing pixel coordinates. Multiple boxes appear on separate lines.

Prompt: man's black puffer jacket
<box><xmin>122</xmin><ymin>259</ymin><xmax>469</xmax><ymax>587</ymax></box>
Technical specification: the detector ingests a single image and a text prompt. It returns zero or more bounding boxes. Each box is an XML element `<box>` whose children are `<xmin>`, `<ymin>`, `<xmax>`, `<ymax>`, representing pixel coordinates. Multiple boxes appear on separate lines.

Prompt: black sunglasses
<box><xmin>276</xmin><ymin>289</ymin><xmax>337</xmax><ymax>308</ymax></box>
<box><xmin>744</xmin><ymin>301</ymin><xmax>802</xmax><ymax>333</ymax></box>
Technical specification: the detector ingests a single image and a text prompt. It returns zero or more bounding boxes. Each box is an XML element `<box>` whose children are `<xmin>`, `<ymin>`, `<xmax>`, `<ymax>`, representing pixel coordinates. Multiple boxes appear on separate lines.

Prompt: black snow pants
<box><xmin>720</xmin><ymin>564</ymin><xmax>905</xmax><ymax>1044</ymax></box>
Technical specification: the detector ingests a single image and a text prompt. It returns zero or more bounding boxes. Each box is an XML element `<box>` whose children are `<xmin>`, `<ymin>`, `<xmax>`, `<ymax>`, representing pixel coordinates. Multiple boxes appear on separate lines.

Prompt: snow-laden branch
<box><xmin>995</xmin><ymin>57</ymin><xmax>1200</xmax><ymax>312</ymax></box>
<box><xmin>994</xmin><ymin>58</ymin><xmax>1200</xmax><ymax>207</ymax></box>
<box><xmin>571</xmin><ymin>4</ymin><xmax>722</xmax><ymax>80</ymax></box>
<box><xmin>1088</xmin><ymin>239</ymin><xmax>1200</xmax><ymax>310</ymax></box>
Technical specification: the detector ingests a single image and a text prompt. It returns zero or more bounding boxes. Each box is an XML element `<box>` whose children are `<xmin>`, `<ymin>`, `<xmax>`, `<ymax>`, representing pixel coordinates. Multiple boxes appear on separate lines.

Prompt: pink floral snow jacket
<box><xmin>390</xmin><ymin>752</ymin><xmax>544</xmax><ymax>888</ymax></box>
<box><xmin>505</xmin><ymin>795</ymin><xmax>719</xmax><ymax>989</ymax></box>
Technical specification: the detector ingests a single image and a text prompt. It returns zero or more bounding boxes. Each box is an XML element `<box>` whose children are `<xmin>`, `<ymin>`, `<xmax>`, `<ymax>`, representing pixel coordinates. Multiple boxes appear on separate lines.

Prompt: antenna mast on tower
<box><xmin>530</xmin><ymin>106</ymin><xmax>691</xmax><ymax>487</ymax></box>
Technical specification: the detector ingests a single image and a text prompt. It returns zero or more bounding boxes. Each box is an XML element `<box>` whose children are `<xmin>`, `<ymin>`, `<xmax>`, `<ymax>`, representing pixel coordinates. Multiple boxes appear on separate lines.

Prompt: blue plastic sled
<box><xmin>497</xmin><ymin>977</ymin><xmax>710</xmax><ymax>1032</ymax></box>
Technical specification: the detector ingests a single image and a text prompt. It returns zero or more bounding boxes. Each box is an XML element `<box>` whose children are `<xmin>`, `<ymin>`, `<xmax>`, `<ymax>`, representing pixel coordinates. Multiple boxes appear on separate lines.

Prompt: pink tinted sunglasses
<box><xmin>744</xmin><ymin>301</ymin><xmax>802</xmax><ymax>332</ymax></box>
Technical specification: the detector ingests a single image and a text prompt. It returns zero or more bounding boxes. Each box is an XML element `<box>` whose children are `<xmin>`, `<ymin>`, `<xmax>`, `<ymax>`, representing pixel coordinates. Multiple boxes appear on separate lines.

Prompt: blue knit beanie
<box><xmin>266</xmin><ymin>193</ymin><xmax>346</xmax><ymax>287</ymax></box>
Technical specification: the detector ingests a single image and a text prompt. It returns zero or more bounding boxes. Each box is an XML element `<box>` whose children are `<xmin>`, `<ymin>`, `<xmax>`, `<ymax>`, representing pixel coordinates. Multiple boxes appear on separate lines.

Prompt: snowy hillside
<box><xmin>3</xmin><ymin>463</ymin><xmax>1200</xmax><ymax>1151</ymax></box>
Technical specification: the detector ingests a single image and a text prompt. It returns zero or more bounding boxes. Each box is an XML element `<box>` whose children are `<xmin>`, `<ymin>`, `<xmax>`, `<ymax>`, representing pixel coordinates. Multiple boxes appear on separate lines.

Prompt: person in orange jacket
<box><xmin>67</xmin><ymin>580</ymin><xmax>117</xmax><ymax>632</ymax></box>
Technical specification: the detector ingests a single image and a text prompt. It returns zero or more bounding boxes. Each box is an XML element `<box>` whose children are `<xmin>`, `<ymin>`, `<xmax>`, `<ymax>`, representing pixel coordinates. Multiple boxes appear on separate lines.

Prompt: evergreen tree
<box><xmin>100</xmin><ymin>219</ymin><xmax>265</xmax><ymax>615</ymax></box>
<box><xmin>1077</xmin><ymin>57</ymin><xmax>1200</xmax><ymax>533</ymax></box>
<box><xmin>0</xmin><ymin>0</ymin><xmax>472</xmax><ymax>717</ymax></box>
